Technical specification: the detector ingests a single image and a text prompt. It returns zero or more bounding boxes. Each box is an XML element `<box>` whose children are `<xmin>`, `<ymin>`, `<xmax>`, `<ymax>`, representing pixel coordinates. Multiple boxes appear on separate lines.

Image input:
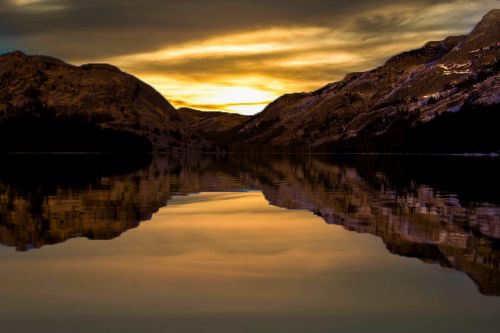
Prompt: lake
<box><xmin>0</xmin><ymin>154</ymin><xmax>499</xmax><ymax>332</ymax></box>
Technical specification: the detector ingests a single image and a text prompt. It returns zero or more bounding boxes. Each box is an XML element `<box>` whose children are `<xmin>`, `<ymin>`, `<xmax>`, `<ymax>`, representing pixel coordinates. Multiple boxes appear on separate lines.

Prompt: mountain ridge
<box><xmin>222</xmin><ymin>9</ymin><xmax>499</xmax><ymax>152</ymax></box>
<box><xmin>0</xmin><ymin>9</ymin><xmax>498</xmax><ymax>152</ymax></box>
<box><xmin>0</xmin><ymin>50</ymin><xmax>201</xmax><ymax>151</ymax></box>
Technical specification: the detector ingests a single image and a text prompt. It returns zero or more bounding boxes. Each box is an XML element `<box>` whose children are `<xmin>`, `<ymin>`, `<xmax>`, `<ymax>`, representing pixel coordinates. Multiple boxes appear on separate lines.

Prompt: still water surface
<box><xmin>0</xmin><ymin>154</ymin><xmax>499</xmax><ymax>332</ymax></box>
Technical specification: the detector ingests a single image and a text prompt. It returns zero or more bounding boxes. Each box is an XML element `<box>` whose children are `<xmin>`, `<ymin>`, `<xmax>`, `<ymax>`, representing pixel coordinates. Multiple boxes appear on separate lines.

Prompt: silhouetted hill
<box><xmin>0</xmin><ymin>51</ymin><xmax>200</xmax><ymax>152</ymax></box>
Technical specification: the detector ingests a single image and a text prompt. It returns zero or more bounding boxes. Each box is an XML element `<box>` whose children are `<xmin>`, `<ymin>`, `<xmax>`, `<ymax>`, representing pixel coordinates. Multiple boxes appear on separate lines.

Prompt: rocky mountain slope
<box><xmin>0</xmin><ymin>51</ymin><xmax>199</xmax><ymax>151</ymax></box>
<box><xmin>226</xmin><ymin>9</ymin><xmax>500</xmax><ymax>152</ymax></box>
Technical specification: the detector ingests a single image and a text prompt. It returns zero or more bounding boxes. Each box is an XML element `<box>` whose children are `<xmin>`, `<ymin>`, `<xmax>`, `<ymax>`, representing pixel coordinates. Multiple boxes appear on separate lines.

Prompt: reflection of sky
<box><xmin>0</xmin><ymin>191</ymin><xmax>499</xmax><ymax>332</ymax></box>
<box><xmin>1</xmin><ymin>0</ymin><xmax>497</xmax><ymax>114</ymax></box>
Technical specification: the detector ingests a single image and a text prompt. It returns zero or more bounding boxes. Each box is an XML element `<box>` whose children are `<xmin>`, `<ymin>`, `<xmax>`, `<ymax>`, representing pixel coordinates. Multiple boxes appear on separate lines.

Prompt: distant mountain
<box><xmin>224</xmin><ymin>9</ymin><xmax>500</xmax><ymax>153</ymax></box>
<box><xmin>178</xmin><ymin>107</ymin><xmax>249</xmax><ymax>141</ymax></box>
<box><xmin>0</xmin><ymin>51</ymin><xmax>200</xmax><ymax>152</ymax></box>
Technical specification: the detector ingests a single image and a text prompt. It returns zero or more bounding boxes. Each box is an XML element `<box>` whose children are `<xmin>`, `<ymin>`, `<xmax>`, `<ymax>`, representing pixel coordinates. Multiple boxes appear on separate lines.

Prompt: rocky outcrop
<box><xmin>0</xmin><ymin>51</ymin><xmax>200</xmax><ymax>151</ymax></box>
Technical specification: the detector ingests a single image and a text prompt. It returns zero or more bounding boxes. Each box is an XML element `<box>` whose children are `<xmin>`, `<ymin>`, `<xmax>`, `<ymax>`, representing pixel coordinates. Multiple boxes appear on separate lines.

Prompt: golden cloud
<box><xmin>65</xmin><ymin>0</ymin><xmax>498</xmax><ymax>114</ymax></box>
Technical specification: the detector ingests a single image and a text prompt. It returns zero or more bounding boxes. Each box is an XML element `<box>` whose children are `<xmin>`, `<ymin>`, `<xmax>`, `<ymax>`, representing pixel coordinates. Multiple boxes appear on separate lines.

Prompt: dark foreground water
<box><xmin>0</xmin><ymin>154</ymin><xmax>499</xmax><ymax>333</ymax></box>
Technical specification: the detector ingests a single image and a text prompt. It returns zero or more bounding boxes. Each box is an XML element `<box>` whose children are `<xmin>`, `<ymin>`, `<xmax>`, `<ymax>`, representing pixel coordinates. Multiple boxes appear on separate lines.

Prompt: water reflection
<box><xmin>0</xmin><ymin>154</ymin><xmax>499</xmax><ymax>295</ymax></box>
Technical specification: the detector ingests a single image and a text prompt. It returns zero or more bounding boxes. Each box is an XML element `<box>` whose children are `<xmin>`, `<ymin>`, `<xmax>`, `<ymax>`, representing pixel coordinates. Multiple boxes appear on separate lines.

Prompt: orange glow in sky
<box><xmin>101</xmin><ymin>3</ymin><xmax>489</xmax><ymax>115</ymax></box>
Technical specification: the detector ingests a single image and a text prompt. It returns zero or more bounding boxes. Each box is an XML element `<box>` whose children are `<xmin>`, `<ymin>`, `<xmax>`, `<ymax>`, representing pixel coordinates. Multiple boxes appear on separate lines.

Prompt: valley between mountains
<box><xmin>0</xmin><ymin>10</ymin><xmax>499</xmax><ymax>153</ymax></box>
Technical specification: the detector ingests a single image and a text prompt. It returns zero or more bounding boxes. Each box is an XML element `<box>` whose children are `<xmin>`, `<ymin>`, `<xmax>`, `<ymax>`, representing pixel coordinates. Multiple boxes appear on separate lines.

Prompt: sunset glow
<box><xmin>1</xmin><ymin>1</ymin><xmax>500</xmax><ymax>331</ymax></box>
<box><xmin>1</xmin><ymin>0</ymin><xmax>497</xmax><ymax>114</ymax></box>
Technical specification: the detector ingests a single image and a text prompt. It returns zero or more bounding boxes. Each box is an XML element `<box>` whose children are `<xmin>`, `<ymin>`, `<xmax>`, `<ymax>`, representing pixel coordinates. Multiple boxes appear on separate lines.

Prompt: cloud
<box><xmin>1</xmin><ymin>0</ymin><xmax>491</xmax><ymax>58</ymax></box>
<box><xmin>7</xmin><ymin>0</ymin><xmax>65</xmax><ymax>12</ymax></box>
<box><xmin>1</xmin><ymin>0</ymin><xmax>498</xmax><ymax>113</ymax></box>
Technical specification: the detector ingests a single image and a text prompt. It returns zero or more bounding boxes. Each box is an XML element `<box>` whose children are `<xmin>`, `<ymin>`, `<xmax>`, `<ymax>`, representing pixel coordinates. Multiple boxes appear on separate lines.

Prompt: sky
<box><xmin>0</xmin><ymin>0</ymin><xmax>498</xmax><ymax>114</ymax></box>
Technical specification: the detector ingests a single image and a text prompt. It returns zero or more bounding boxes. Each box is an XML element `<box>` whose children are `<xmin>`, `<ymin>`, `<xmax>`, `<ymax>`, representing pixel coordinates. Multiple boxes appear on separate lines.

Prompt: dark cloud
<box><xmin>0</xmin><ymin>0</ymin><xmax>489</xmax><ymax>59</ymax></box>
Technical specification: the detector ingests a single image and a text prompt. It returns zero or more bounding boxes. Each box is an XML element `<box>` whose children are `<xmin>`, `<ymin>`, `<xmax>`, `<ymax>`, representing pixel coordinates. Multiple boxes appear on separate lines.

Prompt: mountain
<box><xmin>0</xmin><ymin>51</ymin><xmax>199</xmax><ymax>152</ymax></box>
<box><xmin>0</xmin><ymin>10</ymin><xmax>498</xmax><ymax>153</ymax></box>
<box><xmin>226</xmin><ymin>9</ymin><xmax>500</xmax><ymax>153</ymax></box>
<box><xmin>178</xmin><ymin>107</ymin><xmax>249</xmax><ymax>140</ymax></box>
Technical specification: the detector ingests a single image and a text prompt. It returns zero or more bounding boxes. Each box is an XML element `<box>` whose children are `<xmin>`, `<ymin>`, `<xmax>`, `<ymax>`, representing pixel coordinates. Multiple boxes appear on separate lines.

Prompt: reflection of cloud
<box><xmin>1</xmin><ymin>0</ymin><xmax>498</xmax><ymax>113</ymax></box>
<box><xmin>145</xmin><ymin>191</ymin><xmax>356</xmax><ymax>258</ymax></box>
<box><xmin>0</xmin><ymin>191</ymin><xmax>397</xmax><ymax>321</ymax></box>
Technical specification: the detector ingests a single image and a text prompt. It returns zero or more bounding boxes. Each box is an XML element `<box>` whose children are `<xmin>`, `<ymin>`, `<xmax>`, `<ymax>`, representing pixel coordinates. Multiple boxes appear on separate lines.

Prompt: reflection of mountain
<box><xmin>238</xmin><ymin>156</ymin><xmax>500</xmax><ymax>295</ymax></box>
<box><xmin>0</xmin><ymin>155</ymin><xmax>165</xmax><ymax>249</ymax></box>
<box><xmin>0</xmin><ymin>154</ymin><xmax>498</xmax><ymax>295</ymax></box>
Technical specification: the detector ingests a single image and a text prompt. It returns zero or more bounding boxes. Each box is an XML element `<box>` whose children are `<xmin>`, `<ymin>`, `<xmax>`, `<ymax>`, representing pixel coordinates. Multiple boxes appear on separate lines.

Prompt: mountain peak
<box><xmin>445</xmin><ymin>8</ymin><xmax>500</xmax><ymax>60</ymax></box>
<box><xmin>483</xmin><ymin>8</ymin><xmax>500</xmax><ymax>19</ymax></box>
<box><xmin>0</xmin><ymin>51</ymin><xmax>202</xmax><ymax>152</ymax></box>
<box><xmin>471</xmin><ymin>8</ymin><xmax>500</xmax><ymax>34</ymax></box>
<box><xmin>231</xmin><ymin>9</ymin><xmax>500</xmax><ymax>151</ymax></box>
